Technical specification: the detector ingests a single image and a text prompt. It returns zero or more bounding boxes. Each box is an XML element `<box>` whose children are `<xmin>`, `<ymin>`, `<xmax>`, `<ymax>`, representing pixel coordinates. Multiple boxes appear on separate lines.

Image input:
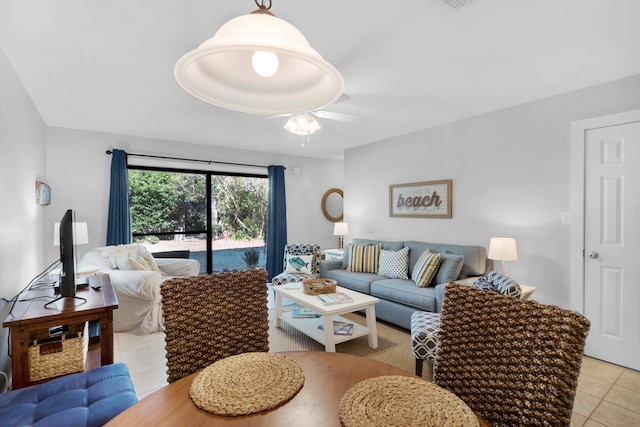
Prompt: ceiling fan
<box><xmin>244</xmin><ymin>93</ymin><xmax>369</xmax><ymax>145</ymax></box>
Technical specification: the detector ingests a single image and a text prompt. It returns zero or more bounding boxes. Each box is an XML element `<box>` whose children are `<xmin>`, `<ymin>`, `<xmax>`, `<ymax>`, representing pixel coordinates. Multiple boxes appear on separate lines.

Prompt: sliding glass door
<box><xmin>128</xmin><ymin>167</ymin><xmax>267</xmax><ymax>274</ymax></box>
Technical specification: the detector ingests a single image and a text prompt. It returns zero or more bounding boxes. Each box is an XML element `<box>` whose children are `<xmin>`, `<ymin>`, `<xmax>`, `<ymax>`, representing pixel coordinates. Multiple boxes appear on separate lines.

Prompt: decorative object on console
<box><xmin>174</xmin><ymin>0</ymin><xmax>343</xmax><ymax>115</ymax></box>
<box><xmin>389</xmin><ymin>180</ymin><xmax>452</xmax><ymax>219</ymax></box>
<box><xmin>488</xmin><ymin>237</ymin><xmax>518</xmax><ymax>274</ymax></box>
<box><xmin>333</xmin><ymin>221</ymin><xmax>349</xmax><ymax>249</ymax></box>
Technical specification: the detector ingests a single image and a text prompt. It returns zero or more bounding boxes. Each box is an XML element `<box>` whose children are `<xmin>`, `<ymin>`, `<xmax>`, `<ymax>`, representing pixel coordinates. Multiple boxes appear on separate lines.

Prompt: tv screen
<box><xmin>59</xmin><ymin>209</ymin><xmax>76</xmax><ymax>297</ymax></box>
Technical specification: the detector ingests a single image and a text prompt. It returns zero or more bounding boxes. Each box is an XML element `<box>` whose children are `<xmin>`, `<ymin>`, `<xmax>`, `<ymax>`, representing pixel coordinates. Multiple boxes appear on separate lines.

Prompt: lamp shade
<box><xmin>333</xmin><ymin>222</ymin><xmax>349</xmax><ymax>236</ymax></box>
<box><xmin>174</xmin><ymin>10</ymin><xmax>344</xmax><ymax>114</ymax></box>
<box><xmin>488</xmin><ymin>237</ymin><xmax>518</xmax><ymax>261</ymax></box>
<box><xmin>54</xmin><ymin>222</ymin><xmax>89</xmax><ymax>246</ymax></box>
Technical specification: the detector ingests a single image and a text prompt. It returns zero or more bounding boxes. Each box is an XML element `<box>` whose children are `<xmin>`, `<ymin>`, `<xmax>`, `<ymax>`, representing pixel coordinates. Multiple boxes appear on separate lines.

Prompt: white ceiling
<box><xmin>1</xmin><ymin>0</ymin><xmax>639</xmax><ymax>161</ymax></box>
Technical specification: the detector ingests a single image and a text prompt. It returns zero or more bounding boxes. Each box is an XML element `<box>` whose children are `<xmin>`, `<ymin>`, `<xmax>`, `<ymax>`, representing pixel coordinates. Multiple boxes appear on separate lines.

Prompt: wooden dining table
<box><xmin>105</xmin><ymin>351</ymin><xmax>488</xmax><ymax>426</ymax></box>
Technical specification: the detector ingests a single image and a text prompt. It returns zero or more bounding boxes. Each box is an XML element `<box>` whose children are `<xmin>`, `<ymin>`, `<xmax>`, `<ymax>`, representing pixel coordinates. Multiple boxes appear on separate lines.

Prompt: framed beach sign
<box><xmin>389</xmin><ymin>179</ymin><xmax>452</xmax><ymax>218</ymax></box>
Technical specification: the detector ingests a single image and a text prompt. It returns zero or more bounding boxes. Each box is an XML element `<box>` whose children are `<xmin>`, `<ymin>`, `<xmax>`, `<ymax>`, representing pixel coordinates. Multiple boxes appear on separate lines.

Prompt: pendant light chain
<box><xmin>254</xmin><ymin>0</ymin><xmax>272</xmax><ymax>12</ymax></box>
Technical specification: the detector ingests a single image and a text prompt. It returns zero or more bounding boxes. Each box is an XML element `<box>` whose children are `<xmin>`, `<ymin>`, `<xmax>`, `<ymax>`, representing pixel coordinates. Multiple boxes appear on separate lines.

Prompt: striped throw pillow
<box><xmin>412</xmin><ymin>250</ymin><xmax>442</xmax><ymax>287</ymax></box>
<box><xmin>346</xmin><ymin>244</ymin><xmax>382</xmax><ymax>273</ymax></box>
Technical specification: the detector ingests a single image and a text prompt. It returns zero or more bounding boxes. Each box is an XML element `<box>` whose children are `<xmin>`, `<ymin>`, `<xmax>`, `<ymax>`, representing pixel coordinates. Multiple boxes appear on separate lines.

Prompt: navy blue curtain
<box><xmin>106</xmin><ymin>149</ymin><xmax>131</xmax><ymax>246</ymax></box>
<box><xmin>266</xmin><ymin>165</ymin><xmax>287</xmax><ymax>282</ymax></box>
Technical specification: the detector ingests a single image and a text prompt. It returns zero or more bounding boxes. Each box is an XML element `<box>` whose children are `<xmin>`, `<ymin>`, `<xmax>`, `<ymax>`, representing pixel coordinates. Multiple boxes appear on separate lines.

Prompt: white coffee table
<box><xmin>274</xmin><ymin>284</ymin><xmax>380</xmax><ymax>352</ymax></box>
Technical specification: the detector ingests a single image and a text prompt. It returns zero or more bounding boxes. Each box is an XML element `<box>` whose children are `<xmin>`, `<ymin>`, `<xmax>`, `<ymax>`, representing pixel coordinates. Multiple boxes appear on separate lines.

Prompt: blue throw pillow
<box><xmin>431</xmin><ymin>252</ymin><xmax>464</xmax><ymax>286</ymax></box>
<box><xmin>486</xmin><ymin>271</ymin><xmax>522</xmax><ymax>298</ymax></box>
<box><xmin>472</xmin><ymin>276</ymin><xmax>496</xmax><ymax>291</ymax></box>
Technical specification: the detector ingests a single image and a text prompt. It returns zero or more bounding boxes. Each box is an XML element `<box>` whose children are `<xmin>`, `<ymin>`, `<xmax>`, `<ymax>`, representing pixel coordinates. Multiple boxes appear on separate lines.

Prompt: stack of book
<box><xmin>315</xmin><ymin>292</ymin><xmax>354</xmax><ymax>305</ymax></box>
<box><xmin>318</xmin><ymin>320</ymin><xmax>354</xmax><ymax>335</ymax></box>
<box><xmin>291</xmin><ymin>307</ymin><xmax>320</xmax><ymax>318</ymax></box>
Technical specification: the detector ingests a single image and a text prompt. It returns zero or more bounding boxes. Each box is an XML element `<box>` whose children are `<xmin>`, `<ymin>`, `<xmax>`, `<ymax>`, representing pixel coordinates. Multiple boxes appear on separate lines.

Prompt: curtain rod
<box><xmin>105</xmin><ymin>150</ymin><xmax>273</xmax><ymax>169</ymax></box>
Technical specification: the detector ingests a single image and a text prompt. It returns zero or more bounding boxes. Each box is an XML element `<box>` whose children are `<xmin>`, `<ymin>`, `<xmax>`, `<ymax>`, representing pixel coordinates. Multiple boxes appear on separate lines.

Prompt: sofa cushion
<box><xmin>0</xmin><ymin>363</ymin><xmax>138</xmax><ymax>427</ymax></box>
<box><xmin>404</xmin><ymin>241</ymin><xmax>488</xmax><ymax>279</ymax></box>
<box><xmin>322</xmin><ymin>270</ymin><xmax>380</xmax><ymax>294</ymax></box>
<box><xmin>431</xmin><ymin>251</ymin><xmax>465</xmax><ymax>286</ymax></box>
<box><xmin>412</xmin><ymin>250</ymin><xmax>442</xmax><ymax>287</ymax></box>
<box><xmin>346</xmin><ymin>243</ymin><xmax>382</xmax><ymax>273</ymax></box>
<box><xmin>342</xmin><ymin>239</ymin><xmax>404</xmax><ymax>269</ymax></box>
<box><xmin>371</xmin><ymin>279</ymin><xmax>437</xmax><ymax>312</ymax></box>
<box><xmin>378</xmin><ymin>247</ymin><xmax>410</xmax><ymax>279</ymax></box>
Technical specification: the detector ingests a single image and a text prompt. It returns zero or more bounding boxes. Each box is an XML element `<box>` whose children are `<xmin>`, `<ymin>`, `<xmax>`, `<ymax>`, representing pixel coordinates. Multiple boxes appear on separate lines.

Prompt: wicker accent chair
<box><xmin>433</xmin><ymin>283</ymin><xmax>590</xmax><ymax>427</ymax></box>
<box><xmin>271</xmin><ymin>243</ymin><xmax>321</xmax><ymax>286</ymax></box>
<box><xmin>160</xmin><ymin>269</ymin><xmax>269</xmax><ymax>383</ymax></box>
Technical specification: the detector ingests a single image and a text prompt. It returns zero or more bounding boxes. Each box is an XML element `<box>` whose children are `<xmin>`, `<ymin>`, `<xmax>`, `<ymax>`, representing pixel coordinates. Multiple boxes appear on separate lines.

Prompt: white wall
<box><xmin>344</xmin><ymin>74</ymin><xmax>640</xmax><ymax>309</ymax></box>
<box><xmin>0</xmin><ymin>47</ymin><xmax>47</xmax><ymax>378</ymax></box>
<box><xmin>44</xmin><ymin>127</ymin><xmax>344</xmax><ymax>262</ymax></box>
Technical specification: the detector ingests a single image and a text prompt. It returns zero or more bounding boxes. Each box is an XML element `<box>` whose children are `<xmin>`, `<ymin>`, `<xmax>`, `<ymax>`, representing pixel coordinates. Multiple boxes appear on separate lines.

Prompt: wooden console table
<box><xmin>3</xmin><ymin>274</ymin><xmax>118</xmax><ymax>389</ymax></box>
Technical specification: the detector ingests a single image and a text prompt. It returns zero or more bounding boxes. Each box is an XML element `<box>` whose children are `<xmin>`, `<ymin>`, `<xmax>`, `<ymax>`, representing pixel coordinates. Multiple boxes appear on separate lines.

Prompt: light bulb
<box><xmin>252</xmin><ymin>50</ymin><xmax>278</xmax><ymax>77</ymax></box>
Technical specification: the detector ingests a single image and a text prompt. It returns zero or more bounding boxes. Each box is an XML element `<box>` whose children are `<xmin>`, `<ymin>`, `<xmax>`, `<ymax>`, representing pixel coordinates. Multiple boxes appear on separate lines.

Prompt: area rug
<box><xmin>267</xmin><ymin>307</ymin><xmax>433</xmax><ymax>380</ymax></box>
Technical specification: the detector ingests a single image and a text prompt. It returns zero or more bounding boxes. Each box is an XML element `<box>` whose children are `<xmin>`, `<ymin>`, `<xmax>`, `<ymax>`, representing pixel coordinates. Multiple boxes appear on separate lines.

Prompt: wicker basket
<box><xmin>28</xmin><ymin>322</ymin><xmax>88</xmax><ymax>382</ymax></box>
<box><xmin>302</xmin><ymin>278</ymin><xmax>337</xmax><ymax>295</ymax></box>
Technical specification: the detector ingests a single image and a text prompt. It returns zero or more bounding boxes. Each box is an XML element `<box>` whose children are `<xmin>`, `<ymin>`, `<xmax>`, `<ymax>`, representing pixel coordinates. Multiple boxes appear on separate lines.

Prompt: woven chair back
<box><xmin>433</xmin><ymin>283</ymin><xmax>590</xmax><ymax>427</ymax></box>
<box><xmin>161</xmin><ymin>269</ymin><xmax>269</xmax><ymax>383</ymax></box>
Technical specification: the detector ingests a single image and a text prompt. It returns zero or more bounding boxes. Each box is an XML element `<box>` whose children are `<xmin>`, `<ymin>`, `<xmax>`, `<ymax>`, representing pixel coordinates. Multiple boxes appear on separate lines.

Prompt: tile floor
<box><xmin>114</xmin><ymin>332</ymin><xmax>640</xmax><ymax>425</ymax></box>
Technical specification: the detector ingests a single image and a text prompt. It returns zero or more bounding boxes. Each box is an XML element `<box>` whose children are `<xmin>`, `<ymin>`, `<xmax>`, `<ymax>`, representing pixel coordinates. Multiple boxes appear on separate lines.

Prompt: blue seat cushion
<box><xmin>0</xmin><ymin>363</ymin><xmax>138</xmax><ymax>427</ymax></box>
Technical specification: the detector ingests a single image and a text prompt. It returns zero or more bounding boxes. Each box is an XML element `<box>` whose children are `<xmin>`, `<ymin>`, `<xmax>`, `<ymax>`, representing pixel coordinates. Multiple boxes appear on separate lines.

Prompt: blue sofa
<box><xmin>0</xmin><ymin>363</ymin><xmax>138</xmax><ymax>427</ymax></box>
<box><xmin>319</xmin><ymin>239</ymin><xmax>491</xmax><ymax>330</ymax></box>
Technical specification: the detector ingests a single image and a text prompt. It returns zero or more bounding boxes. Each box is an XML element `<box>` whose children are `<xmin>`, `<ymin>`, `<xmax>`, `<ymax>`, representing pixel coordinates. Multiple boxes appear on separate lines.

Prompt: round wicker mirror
<box><xmin>321</xmin><ymin>188</ymin><xmax>344</xmax><ymax>222</ymax></box>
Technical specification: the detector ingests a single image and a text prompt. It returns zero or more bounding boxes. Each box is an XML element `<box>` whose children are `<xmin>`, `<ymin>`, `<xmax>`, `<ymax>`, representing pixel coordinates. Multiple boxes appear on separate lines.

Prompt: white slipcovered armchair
<box><xmin>80</xmin><ymin>244</ymin><xmax>200</xmax><ymax>334</ymax></box>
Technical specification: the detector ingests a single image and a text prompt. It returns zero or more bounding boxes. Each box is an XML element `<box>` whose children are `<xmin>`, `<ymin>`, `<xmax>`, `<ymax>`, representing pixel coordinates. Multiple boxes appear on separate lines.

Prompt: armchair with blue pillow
<box><xmin>271</xmin><ymin>243</ymin><xmax>321</xmax><ymax>287</ymax></box>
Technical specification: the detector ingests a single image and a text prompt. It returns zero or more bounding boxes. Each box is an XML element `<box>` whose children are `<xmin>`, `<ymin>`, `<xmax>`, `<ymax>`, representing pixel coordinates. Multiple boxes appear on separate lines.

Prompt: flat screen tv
<box><xmin>58</xmin><ymin>209</ymin><xmax>76</xmax><ymax>297</ymax></box>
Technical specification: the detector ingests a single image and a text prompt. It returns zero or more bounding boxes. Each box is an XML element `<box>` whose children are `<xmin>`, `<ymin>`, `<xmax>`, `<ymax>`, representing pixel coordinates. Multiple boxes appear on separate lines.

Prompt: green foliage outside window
<box><xmin>129</xmin><ymin>170</ymin><xmax>267</xmax><ymax>241</ymax></box>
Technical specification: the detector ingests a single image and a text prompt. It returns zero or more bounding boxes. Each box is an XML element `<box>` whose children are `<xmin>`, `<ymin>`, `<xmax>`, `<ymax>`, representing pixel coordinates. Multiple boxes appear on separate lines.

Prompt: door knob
<box><xmin>588</xmin><ymin>251</ymin><xmax>599</xmax><ymax>259</ymax></box>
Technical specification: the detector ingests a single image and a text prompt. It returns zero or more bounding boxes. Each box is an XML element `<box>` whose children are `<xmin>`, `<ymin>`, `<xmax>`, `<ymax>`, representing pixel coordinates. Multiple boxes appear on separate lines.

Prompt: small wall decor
<box><xmin>36</xmin><ymin>181</ymin><xmax>51</xmax><ymax>206</ymax></box>
<box><xmin>321</xmin><ymin>188</ymin><xmax>344</xmax><ymax>222</ymax></box>
<box><xmin>389</xmin><ymin>179</ymin><xmax>452</xmax><ymax>218</ymax></box>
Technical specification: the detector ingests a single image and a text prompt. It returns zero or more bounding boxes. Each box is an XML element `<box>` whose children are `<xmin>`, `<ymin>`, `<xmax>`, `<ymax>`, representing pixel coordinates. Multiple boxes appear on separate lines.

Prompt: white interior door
<box><xmin>583</xmin><ymin>120</ymin><xmax>640</xmax><ymax>370</ymax></box>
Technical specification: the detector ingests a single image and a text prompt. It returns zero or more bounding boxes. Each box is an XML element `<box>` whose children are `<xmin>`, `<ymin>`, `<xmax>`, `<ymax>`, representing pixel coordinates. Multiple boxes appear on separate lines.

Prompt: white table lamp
<box><xmin>333</xmin><ymin>222</ymin><xmax>349</xmax><ymax>250</ymax></box>
<box><xmin>54</xmin><ymin>222</ymin><xmax>89</xmax><ymax>246</ymax></box>
<box><xmin>488</xmin><ymin>237</ymin><xmax>518</xmax><ymax>274</ymax></box>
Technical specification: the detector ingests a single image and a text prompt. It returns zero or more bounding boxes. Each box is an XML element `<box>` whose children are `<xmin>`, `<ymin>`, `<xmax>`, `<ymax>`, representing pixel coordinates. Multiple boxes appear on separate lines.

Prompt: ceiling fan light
<box><xmin>284</xmin><ymin>114</ymin><xmax>321</xmax><ymax>135</ymax></box>
<box><xmin>175</xmin><ymin>8</ymin><xmax>344</xmax><ymax>114</ymax></box>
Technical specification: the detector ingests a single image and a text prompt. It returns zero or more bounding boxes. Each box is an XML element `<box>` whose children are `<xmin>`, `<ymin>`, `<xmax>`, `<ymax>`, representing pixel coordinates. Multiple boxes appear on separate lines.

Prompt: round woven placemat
<box><xmin>339</xmin><ymin>375</ymin><xmax>479</xmax><ymax>427</ymax></box>
<box><xmin>189</xmin><ymin>352</ymin><xmax>304</xmax><ymax>416</ymax></box>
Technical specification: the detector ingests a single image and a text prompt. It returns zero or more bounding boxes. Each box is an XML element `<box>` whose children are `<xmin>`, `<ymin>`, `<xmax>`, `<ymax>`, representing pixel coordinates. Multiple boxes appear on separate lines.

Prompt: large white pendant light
<box><xmin>174</xmin><ymin>0</ymin><xmax>344</xmax><ymax>115</ymax></box>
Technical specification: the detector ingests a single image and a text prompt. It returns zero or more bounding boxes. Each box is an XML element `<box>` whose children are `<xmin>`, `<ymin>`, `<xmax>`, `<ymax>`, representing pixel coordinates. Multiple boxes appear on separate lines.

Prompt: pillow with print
<box><xmin>284</xmin><ymin>254</ymin><xmax>313</xmax><ymax>274</ymax></box>
<box><xmin>378</xmin><ymin>247</ymin><xmax>410</xmax><ymax>279</ymax></box>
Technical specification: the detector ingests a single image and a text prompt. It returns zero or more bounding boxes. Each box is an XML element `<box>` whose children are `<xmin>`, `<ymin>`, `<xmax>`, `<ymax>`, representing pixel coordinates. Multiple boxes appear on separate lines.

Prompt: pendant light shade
<box><xmin>174</xmin><ymin>3</ymin><xmax>344</xmax><ymax>115</ymax></box>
